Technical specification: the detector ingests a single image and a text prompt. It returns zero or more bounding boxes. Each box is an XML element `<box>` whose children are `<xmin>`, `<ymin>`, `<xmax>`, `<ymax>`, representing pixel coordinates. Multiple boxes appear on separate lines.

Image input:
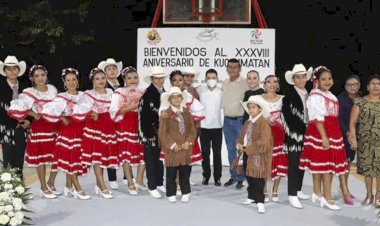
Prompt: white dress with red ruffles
<box><xmin>41</xmin><ymin>92</ymin><xmax>89</xmax><ymax>175</ymax></box>
<box><xmin>263</xmin><ymin>95</ymin><xmax>288</xmax><ymax>179</ymax></box>
<box><xmin>7</xmin><ymin>84</ymin><xmax>57</xmax><ymax>166</ymax></box>
<box><xmin>299</xmin><ymin>89</ymin><xmax>348</xmax><ymax>175</ymax></box>
<box><xmin>76</xmin><ymin>89</ymin><xmax>119</xmax><ymax>168</ymax></box>
<box><xmin>110</xmin><ymin>87</ymin><xmax>145</xmax><ymax>165</ymax></box>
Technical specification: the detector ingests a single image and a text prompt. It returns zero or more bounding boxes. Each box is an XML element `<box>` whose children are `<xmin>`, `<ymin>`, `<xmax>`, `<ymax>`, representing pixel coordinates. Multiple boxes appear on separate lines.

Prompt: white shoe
<box><xmin>63</xmin><ymin>187</ymin><xmax>74</xmax><ymax>197</ymax></box>
<box><xmin>157</xmin><ymin>185</ymin><xmax>166</xmax><ymax>193</ymax></box>
<box><xmin>109</xmin><ymin>181</ymin><xmax>119</xmax><ymax>190</ymax></box>
<box><xmin>189</xmin><ymin>179</ymin><xmax>197</xmax><ymax>186</ymax></box>
<box><xmin>95</xmin><ymin>186</ymin><xmax>113</xmax><ymax>199</ymax></box>
<box><xmin>272</xmin><ymin>192</ymin><xmax>280</xmax><ymax>202</ymax></box>
<box><xmin>135</xmin><ymin>183</ymin><xmax>148</xmax><ymax>191</ymax></box>
<box><xmin>168</xmin><ymin>196</ymin><xmax>177</xmax><ymax>203</ymax></box>
<box><xmin>320</xmin><ymin>197</ymin><xmax>340</xmax><ymax>210</ymax></box>
<box><xmin>127</xmin><ymin>186</ymin><xmax>138</xmax><ymax>196</ymax></box>
<box><xmin>311</xmin><ymin>193</ymin><xmax>322</xmax><ymax>204</ymax></box>
<box><xmin>73</xmin><ymin>190</ymin><xmax>91</xmax><ymax>200</ymax></box>
<box><xmin>39</xmin><ymin>190</ymin><xmax>57</xmax><ymax>199</ymax></box>
<box><xmin>47</xmin><ymin>184</ymin><xmax>62</xmax><ymax>196</ymax></box>
<box><xmin>289</xmin><ymin>196</ymin><xmax>303</xmax><ymax>209</ymax></box>
<box><xmin>257</xmin><ymin>203</ymin><xmax>266</xmax><ymax>213</ymax></box>
<box><xmin>242</xmin><ymin>198</ymin><xmax>255</xmax><ymax>205</ymax></box>
<box><xmin>297</xmin><ymin>191</ymin><xmax>310</xmax><ymax>200</ymax></box>
<box><xmin>149</xmin><ymin>189</ymin><xmax>162</xmax><ymax>199</ymax></box>
<box><xmin>181</xmin><ymin>194</ymin><xmax>190</xmax><ymax>203</ymax></box>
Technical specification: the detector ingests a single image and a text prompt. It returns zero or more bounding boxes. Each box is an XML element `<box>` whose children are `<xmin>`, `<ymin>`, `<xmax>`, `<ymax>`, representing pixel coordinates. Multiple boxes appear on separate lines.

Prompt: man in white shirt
<box><xmin>197</xmin><ymin>69</ymin><xmax>223</xmax><ymax>186</ymax></box>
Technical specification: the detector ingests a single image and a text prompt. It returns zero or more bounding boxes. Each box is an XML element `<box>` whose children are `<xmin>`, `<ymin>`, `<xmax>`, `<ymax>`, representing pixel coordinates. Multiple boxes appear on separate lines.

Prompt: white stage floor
<box><xmin>27</xmin><ymin>166</ymin><xmax>378</xmax><ymax>226</ymax></box>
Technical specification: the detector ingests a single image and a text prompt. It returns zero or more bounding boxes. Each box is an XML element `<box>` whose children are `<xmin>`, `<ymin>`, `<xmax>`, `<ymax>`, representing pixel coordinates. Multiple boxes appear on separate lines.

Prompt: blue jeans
<box><xmin>223</xmin><ymin>117</ymin><xmax>245</xmax><ymax>182</ymax></box>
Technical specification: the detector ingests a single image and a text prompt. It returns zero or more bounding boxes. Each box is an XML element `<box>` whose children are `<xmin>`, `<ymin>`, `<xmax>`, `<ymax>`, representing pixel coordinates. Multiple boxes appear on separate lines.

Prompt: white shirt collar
<box><xmin>6</xmin><ymin>79</ymin><xmax>18</xmax><ymax>88</ymax></box>
<box><xmin>171</xmin><ymin>105</ymin><xmax>183</xmax><ymax>113</ymax></box>
<box><xmin>153</xmin><ymin>84</ymin><xmax>163</xmax><ymax>93</ymax></box>
<box><xmin>294</xmin><ymin>86</ymin><xmax>307</xmax><ymax>96</ymax></box>
<box><xmin>249</xmin><ymin>113</ymin><xmax>262</xmax><ymax>123</ymax></box>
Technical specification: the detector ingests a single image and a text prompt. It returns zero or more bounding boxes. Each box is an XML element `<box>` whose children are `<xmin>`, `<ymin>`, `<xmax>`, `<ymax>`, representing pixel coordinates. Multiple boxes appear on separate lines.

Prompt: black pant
<box><xmin>288</xmin><ymin>151</ymin><xmax>305</xmax><ymax>196</ymax></box>
<box><xmin>247</xmin><ymin>176</ymin><xmax>265</xmax><ymax>204</ymax></box>
<box><xmin>144</xmin><ymin>144</ymin><xmax>164</xmax><ymax>190</ymax></box>
<box><xmin>106</xmin><ymin>168</ymin><xmax>127</xmax><ymax>182</ymax></box>
<box><xmin>242</xmin><ymin>152</ymin><xmax>253</xmax><ymax>198</ymax></box>
<box><xmin>2</xmin><ymin>128</ymin><xmax>26</xmax><ymax>178</ymax></box>
<box><xmin>166</xmin><ymin>165</ymin><xmax>191</xmax><ymax>197</ymax></box>
<box><xmin>200</xmin><ymin>128</ymin><xmax>222</xmax><ymax>181</ymax></box>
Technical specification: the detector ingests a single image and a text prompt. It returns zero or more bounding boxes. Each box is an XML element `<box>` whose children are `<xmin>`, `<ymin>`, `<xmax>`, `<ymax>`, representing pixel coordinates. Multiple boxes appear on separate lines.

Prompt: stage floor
<box><xmin>26</xmin><ymin>166</ymin><xmax>378</xmax><ymax>226</ymax></box>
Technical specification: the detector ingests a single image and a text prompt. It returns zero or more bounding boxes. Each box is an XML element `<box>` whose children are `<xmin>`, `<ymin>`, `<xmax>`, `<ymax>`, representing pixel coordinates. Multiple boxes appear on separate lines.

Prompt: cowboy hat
<box><xmin>181</xmin><ymin>66</ymin><xmax>199</xmax><ymax>79</ymax></box>
<box><xmin>160</xmin><ymin>86</ymin><xmax>188</xmax><ymax>109</ymax></box>
<box><xmin>240</xmin><ymin>95</ymin><xmax>270</xmax><ymax>118</ymax></box>
<box><xmin>143</xmin><ymin>66</ymin><xmax>167</xmax><ymax>83</ymax></box>
<box><xmin>97</xmin><ymin>58</ymin><xmax>123</xmax><ymax>77</ymax></box>
<box><xmin>0</xmin><ymin>56</ymin><xmax>26</xmax><ymax>77</ymax></box>
<box><xmin>284</xmin><ymin>63</ymin><xmax>313</xmax><ymax>85</ymax></box>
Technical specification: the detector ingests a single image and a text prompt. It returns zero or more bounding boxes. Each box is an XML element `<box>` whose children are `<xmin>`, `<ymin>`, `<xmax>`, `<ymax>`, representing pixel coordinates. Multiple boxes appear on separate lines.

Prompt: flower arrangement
<box><xmin>0</xmin><ymin>168</ymin><xmax>32</xmax><ymax>226</ymax></box>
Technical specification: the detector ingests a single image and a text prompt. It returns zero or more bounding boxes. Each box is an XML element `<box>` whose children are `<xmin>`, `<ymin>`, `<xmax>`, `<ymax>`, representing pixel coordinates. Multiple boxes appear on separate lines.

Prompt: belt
<box><xmin>225</xmin><ymin>116</ymin><xmax>243</xmax><ymax>120</ymax></box>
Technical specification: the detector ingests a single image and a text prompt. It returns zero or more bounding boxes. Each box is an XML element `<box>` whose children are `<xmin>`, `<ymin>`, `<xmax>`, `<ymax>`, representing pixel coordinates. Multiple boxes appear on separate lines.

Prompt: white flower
<box><xmin>7</xmin><ymin>211</ymin><xmax>14</xmax><ymax>217</ymax></box>
<box><xmin>4</xmin><ymin>183</ymin><xmax>13</xmax><ymax>190</ymax></box>
<box><xmin>9</xmin><ymin>216</ymin><xmax>18</xmax><ymax>226</ymax></box>
<box><xmin>15</xmin><ymin>186</ymin><xmax>25</xmax><ymax>194</ymax></box>
<box><xmin>1</xmin><ymin>173</ymin><xmax>12</xmax><ymax>182</ymax></box>
<box><xmin>12</xmin><ymin>199</ymin><xmax>22</xmax><ymax>211</ymax></box>
<box><xmin>4</xmin><ymin>205</ymin><xmax>13</xmax><ymax>212</ymax></box>
<box><xmin>0</xmin><ymin>192</ymin><xmax>10</xmax><ymax>201</ymax></box>
<box><xmin>15</xmin><ymin>212</ymin><xmax>23</xmax><ymax>221</ymax></box>
<box><xmin>0</xmin><ymin>214</ymin><xmax>10</xmax><ymax>224</ymax></box>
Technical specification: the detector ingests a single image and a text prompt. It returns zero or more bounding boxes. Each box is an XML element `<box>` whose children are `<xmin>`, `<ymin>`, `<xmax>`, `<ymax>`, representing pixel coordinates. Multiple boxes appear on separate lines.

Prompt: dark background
<box><xmin>0</xmin><ymin>0</ymin><xmax>378</xmax><ymax>93</ymax></box>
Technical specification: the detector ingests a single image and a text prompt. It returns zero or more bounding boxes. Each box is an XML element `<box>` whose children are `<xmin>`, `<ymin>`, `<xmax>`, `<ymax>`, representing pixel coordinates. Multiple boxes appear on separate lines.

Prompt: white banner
<box><xmin>137</xmin><ymin>27</ymin><xmax>275</xmax><ymax>88</ymax></box>
<box><xmin>137</xmin><ymin>28</ymin><xmax>276</xmax><ymax>166</ymax></box>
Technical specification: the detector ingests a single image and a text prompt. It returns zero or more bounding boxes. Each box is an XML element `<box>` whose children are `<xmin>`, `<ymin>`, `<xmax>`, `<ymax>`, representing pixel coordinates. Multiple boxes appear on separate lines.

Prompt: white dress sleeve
<box><xmin>7</xmin><ymin>91</ymin><xmax>35</xmax><ymax>121</ymax></box>
<box><xmin>72</xmin><ymin>92</ymin><xmax>94</xmax><ymax>121</ymax></box>
<box><xmin>40</xmin><ymin>96</ymin><xmax>67</xmax><ymax>123</ymax></box>
<box><xmin>109</xmin><ymin>91</ymin><xmax>124</xmax><ymax>122</ymax></box>
<box><xmin>306</xmin><ymin>94</ymin><xmax>326</xmax><ymax>122</ymax></box>
<box><xmin>185</xmin><ymin>94</ymin><xmax>205</xmax><ymax>122</ymax></box>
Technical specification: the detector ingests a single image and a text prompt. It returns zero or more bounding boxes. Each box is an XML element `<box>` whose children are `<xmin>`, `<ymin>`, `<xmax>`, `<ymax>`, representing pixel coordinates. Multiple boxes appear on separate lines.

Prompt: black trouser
<box><xmin>144</xmin><ymin>144</ymin><xmax>164</xmax><ymax>190</ymax></box>
<box><xmin>106</xmin><ymin>168</ymin><xmax>127</xmax><ymax>182</ymax></box>
<box><xmin>247</xmin><ymin>176</ymin><xmax>265</xmax><ymax>204</ymax></box>
<box><xmin>288</xmin><ymin>151</ymin><xmax>305</xmax><ymax>196</ymax></box>
<box><xmin>200</xmin><ymin>128</ymin><xmax>222</xmax><ymax>181</ymax></box>
<box><xmin>166</xmin><ymin>165</ymin><xmax>191</xmax><ymax>197</ymax></box>
<box><xmin>2</xmin><ymin>128</ymin><xmax>26</xmax><ymax>178</ymax></box>
<box><xmin>243</xmin><ymin>152</ymin><xmax>254</xmax><ymax>198</ymax></box>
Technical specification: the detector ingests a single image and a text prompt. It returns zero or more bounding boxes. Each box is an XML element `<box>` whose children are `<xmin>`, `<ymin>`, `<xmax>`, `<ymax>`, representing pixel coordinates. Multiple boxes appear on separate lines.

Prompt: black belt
<box><xmin>225</xmin><ymin>116</ymin><xmax>243</xmax><ymax>120</ymax></box>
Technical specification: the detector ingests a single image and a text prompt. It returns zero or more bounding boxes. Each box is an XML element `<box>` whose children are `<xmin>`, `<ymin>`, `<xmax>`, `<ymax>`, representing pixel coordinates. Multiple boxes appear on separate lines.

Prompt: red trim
<box><xmin>7</xmin><ymin>110</ymin><xmax>30</xmax><ymax>121</ymax></box>
<box><xmin>310</xmin><ymin>91</ymin><xmax>338</xmax><ymax>103</ymax></box>
<box><xmin>192</xmin><ymin>115</ymin><xmax>205</xmax><ymax>122</ymax></box>
<box><xmin>84</xmin><ymin>92</ymin><xmax>111</xmax><ymax>104</ymax></box>
<box><xmin>23</xmin><ymin>92</ymin><xmax>51</xmax><ymax>103</ymax></box>
<box><xmin>56</xmin><ymin>94</ymin><xmax>76</xmax><ymax>105</ymax></box>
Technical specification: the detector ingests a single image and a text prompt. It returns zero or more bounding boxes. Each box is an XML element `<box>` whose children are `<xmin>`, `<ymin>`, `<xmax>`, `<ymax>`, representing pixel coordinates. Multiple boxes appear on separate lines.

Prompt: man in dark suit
<box><xmin>138</xmin><ymin>66</ymin><xmax>167</xmax><ymax>199</ymax></box>
<box><xmin>0</xmin><ymin>55</ymin><xmax>31</xmax><ymax>178</ymax></box>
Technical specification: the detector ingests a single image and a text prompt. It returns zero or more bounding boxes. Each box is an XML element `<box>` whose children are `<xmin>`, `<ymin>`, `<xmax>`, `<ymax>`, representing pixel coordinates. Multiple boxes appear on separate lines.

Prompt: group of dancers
<box><xmin>0</xmin><ymin>55</ymin><xmax>374</xmax><ymax>214</ymax></box>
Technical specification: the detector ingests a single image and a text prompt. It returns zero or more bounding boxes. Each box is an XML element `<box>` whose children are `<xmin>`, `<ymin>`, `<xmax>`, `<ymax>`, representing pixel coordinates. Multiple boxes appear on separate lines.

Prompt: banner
<box><xmin>137</xmin><ymin>27</ymin><xmax>275</xmax><ymax>87</ymax></box>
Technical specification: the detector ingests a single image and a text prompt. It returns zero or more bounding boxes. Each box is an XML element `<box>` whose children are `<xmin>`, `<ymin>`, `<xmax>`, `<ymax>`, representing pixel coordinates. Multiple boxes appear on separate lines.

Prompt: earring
<box><xmin>76</xmin><ymin>83</ymin><xmax>79</xmax><ymax>89</ymax></box>
<box><xmin>31</xmin><ymin>80</ymin><xmax>34</xmax><ymax>86</ymax></box>
<box><xmin>276</xmin><ymin>87</ymin><xmax>280</xmax><ymax>92</ymax></box>
<box><xmin>64</xmin><ymin>85</ymin><xmax>67</xmax><ymax>90</ymax></box>
<box><xmin>263</xmin><ymin>87</ymin><xmax>267</xmax><ymax>93</ymax></box>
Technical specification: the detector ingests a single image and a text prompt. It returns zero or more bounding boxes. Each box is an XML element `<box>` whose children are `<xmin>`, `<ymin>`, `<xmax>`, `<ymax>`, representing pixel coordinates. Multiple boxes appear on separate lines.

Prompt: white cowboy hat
<box><xmin>97</xmin><ymin>58</ymin><xmax>123</xmax><ymax>76</ymax></box>
<box><xmin>160</xmin><ymin>86</ymin><xmax>188</xmax><ymax>109</ymax></box>
<box><xmin>240</xmin><ymin>95</ymin><xmax>270</xmax><ymax>118</ymax></box>
<box><xmin>0</xmin><ymin>56</ymin><xmax>26</xmax><ymax>77</ymax></box>
<box><xmin>284</xmin><ymin>63</ymin><xmax>313</xmax><ymax>85</ymax></box>
<box><xmin>181</xmin><ymin>66</ymin><xmax>199</xmax><ymax>79</ymax></box>
<box><xmin>143</xmin><ymin>66</ymin><xmax>167</xmax><ymax>83</ymax></box>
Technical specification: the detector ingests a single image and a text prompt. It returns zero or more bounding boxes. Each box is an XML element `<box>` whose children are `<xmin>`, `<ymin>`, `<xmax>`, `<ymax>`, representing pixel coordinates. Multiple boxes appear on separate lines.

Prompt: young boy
<box><xmin>197</xmin><ymin>69</ymin><xmax>223</xmax><ymax>186</ymax></box>
<box><xmin>158</xmin><ymin>87</ymin><xmax>196</xmax><ymax>203</ymax></box>
<box><xmin>236</xmin><ymin>95</ymin><xmax>273</xmax><ymax>213</ymax></box>
<box><xmin>138</xmin><ymin>66</ymin><xmax>167</xmax><ymax>199</ymax></box>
